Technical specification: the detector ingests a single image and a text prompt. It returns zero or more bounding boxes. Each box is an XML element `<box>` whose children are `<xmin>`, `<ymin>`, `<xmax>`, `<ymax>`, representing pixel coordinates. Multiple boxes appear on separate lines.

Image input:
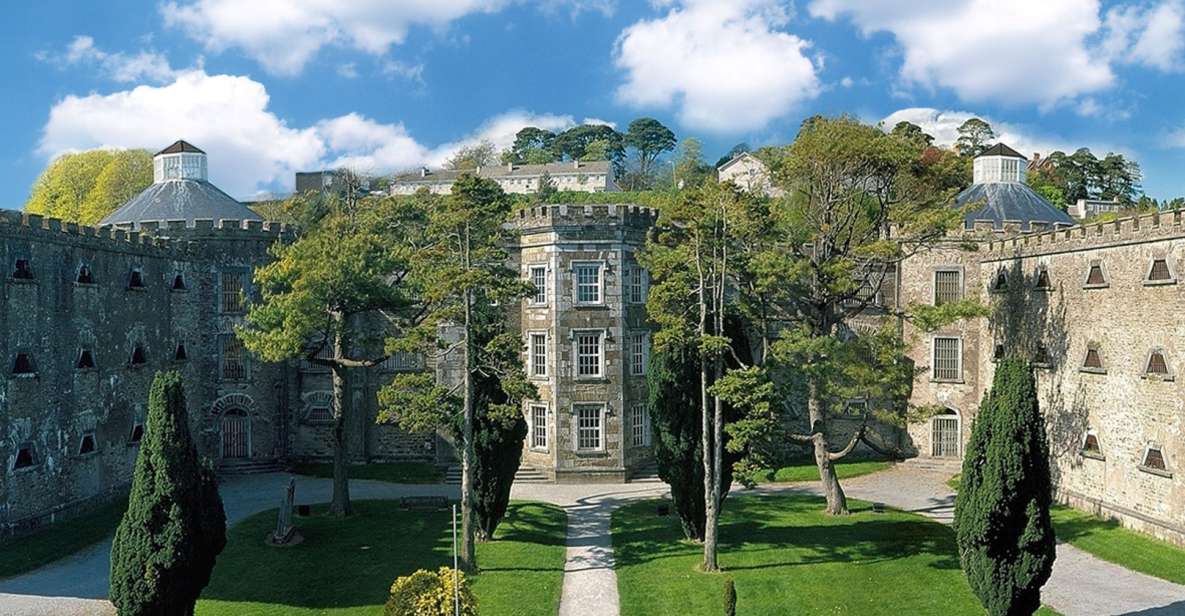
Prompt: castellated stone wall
<box><xmin>513</xmin><ymin>204</ymin><xmax>657</xmax><ymax>482</ymax></box>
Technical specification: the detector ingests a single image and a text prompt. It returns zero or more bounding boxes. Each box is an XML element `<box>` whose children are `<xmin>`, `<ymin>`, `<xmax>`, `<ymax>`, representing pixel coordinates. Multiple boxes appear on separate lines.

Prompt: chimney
<box><xmin>476</xmin><ymin>165</ymin><xmax>482</xmax><ymax>175</ymax></box>
<box><xmin>420</xmin><ymin>167</ymin><xmax>429</xmax><ymax>177</ymax></box>
<box><xmin>573</xmin><ymin>160</ymin><xmax>580</xmax><ymax>170</ymax></box>
<box><xmin>508</xmin><ymin>163</ymin><xmax>514</xmax><ymax>172</ymax></box>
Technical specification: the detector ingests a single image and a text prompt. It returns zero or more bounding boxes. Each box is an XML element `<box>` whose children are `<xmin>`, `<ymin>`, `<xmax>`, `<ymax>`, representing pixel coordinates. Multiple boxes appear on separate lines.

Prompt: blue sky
<box><xmin>3</xmin><ymin>0</ymin><xmax>1185</xmax><ymax>206</ymax></box>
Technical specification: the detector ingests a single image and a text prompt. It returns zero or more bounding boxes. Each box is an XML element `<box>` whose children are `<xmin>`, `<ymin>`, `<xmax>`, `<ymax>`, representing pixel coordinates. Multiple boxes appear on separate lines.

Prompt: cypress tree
<box><xmin>110</xmin><ymin>370</ymin><xmax>227</xmax><ymax>616</ymax></box>
<box><xmin>954</xmin><ymin>358</ymin><xmax>1056</xmax><ymax>616</ymax></box>
<box><xmin>453</xmin><ymin>371</ymin><xmax>528</xmax><ymax>541</ymax></box>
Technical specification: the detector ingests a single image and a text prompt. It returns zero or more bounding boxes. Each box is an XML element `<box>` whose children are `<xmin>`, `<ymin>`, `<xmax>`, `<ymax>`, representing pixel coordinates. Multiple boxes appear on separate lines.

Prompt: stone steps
<box><xmin>444</xmin><ymin>465</ymin><xmax>551</xmax><ymax>485</ymax></box>
<box><xmin>217</xmin><ymin>458</ymin><xmax>287</xmax><ymax>476</ymax></box>
<box><xmin>897</xmin><ymin>457</ymin><xmax>962</xmax><ymax>474</ymax></box>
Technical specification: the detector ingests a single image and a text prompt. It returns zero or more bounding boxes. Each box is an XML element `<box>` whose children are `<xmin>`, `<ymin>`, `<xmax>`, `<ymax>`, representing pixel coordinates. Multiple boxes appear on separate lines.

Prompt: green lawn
<box><xmin>1051</xmin><ymin>505</ymin><xmax>1185</xmax><ymax>586</ymax></box>
<box><xmin>760</xmin><ymin>458</ymin><xmax>892</xmax><ymax>483</ymax></box>
<box><xmin>613</xmin><ymin>494</ymin><xmax>1062</xmax><ymax>616</ymax></box>
<box><xmin>197</xmin><ymin>500</ymin><xmax>565</xmax><ymax>616</ymax></box>
<box><xmin>0</xmin><ymin>496</ymin><xmax>128</xmax><ymax>579</ymax></box>
<box><xmin>291</xmin><ymin>462</ymin><xmax>443</xmax><ymax>484</ymax></box>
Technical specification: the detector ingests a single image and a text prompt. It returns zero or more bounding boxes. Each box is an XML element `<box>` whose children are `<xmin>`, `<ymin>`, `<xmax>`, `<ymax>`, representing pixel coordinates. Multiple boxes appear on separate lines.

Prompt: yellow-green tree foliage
<box><xmin>26</xmin><ymin>149</ymin><xmax>152</xmax><ymax>225</ymax></box>
<box><xmin>385</xmin><ymin>567</ymin><xmax>478</xmax><ymax>616</ymax></box>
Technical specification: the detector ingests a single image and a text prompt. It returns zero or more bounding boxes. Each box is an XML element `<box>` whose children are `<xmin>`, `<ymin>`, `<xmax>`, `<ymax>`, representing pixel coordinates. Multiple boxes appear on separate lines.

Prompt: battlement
<box><xmin>0</xmin><ymin>211</ymin><xmax>292</xmax><ymax>259</ymax></box>
<box><xmin>514</xmin><ymin>203</ymin><xmax>658</xmax><ymax>232</ymax></box>
<box><xmin>984</xmin><ymin>209</ymin><xmax>1185</xmax><ymax>260</ymax></box>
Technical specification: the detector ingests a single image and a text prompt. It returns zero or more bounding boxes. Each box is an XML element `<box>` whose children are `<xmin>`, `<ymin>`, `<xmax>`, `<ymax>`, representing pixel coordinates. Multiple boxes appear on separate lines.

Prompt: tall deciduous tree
<box><xmin>447</xmin><ymin>140</ymin><xmax>500</xmax><ymax>171</ymax></box>
<box><xmin>955</xmin><ymin>118</ymin><xmax>996</xmax><ymax>158</ymax></box>
<box><xmin>955</xmin><ymin>358</ymin><xmax>1056</xmax><ymax>616</ymax></box>
<box><xmin>110</xmin><ymin>370</ymin><xmax>226</xmax><ymax>616</ymax></box>
<box><xmin>508</xmin><ymin>127</ymin><xmax>557</xmax><ymax>164</ymax></box>
<box><xmin>625</xmin><ymin>117</ymin><xmax>677</xmax><ymax>187</ymax></box>
<box><xmin>240</xmin><ymin>185</ymin><xmax>422</xmax><ymax>516</ymax></box>
<box><xmin>890</xmin><ymin>121</ymin><xmax>935</xmax><ymax>146</ymax></box>
<box><xmin>26</xmin><ymin>149</ymin><xmax>152</xmax><ymax>224</ymax></box>
<box><xmin>552</xmin><ymin>124</ymin><xmax>624</xmax><ymax>163</ymax></box>
<box><xmin>378</xmin><ymin>174</ymin><xmax>534</xmax><ymax>570</ymax></box>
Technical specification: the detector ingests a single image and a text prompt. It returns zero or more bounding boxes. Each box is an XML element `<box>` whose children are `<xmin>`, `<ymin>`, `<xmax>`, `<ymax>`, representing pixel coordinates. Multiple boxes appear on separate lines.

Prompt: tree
<box><xmin>26</xmin><ymin>149</ymin><xmax>153</xmax><ymax>224</ymax></box>
<box><xmin>625</xmin><ymin>117</ymin><xmax>677</xmax><ymax>186</ymax></box>
<box><xmin>379</xmin><ymin>174</ymin><xmax>534</xmax><ymax>570</ymax></box>
<box><xmin>80</xmin><ymin>150</ymin><xmax>154</xmax><ymax>224</ymax></box>
<box><xmin>466</xmin><ymin>372</ymin><xmax>529</xmax><ymax>540</ymax></box>
<box><xmin>240</xmin><ymin>185</ymin><xmax>422</xmax><ymax>516</ymax></box>
<box><xmin>890</xmin><ymin>121</ymin><xmax>934</xmax><ymax>147</ymax></box>
<box><xmin>509</xmin><ymin>127</ymin><xmax>556</xmax><ymax>164</ymax></box>
<box><xmin>955</xmin><ymin>118</ymin><xmax>996</xmax><ymax>158</ymax></box>
<box><xmin>955</xmin><ymin>358</ymin><xmax>1056</xmax><ymax>616</ymax></box>
<box><xmin>109</xmin><ymin>370</ymin><xmax>226</xmax><ymax>616</ymax></box>
<box><xmin>714</xmin><ymin>142</ymin><xmax>751</xmax><ymax>169</ymax></box>
<box><xmin>674</xmin><ymin>138</ymin><xmax>713</xmax><ymax>190</ymax></box>
<box><xmin>552</xmin><ymin>124</ymin><xmax>624</xmax><ymax>163</ymax></box>
<box><xmin>446</xmin><ymin>140</ymin><xmax>499</xmax><ymax>171</ymax></box>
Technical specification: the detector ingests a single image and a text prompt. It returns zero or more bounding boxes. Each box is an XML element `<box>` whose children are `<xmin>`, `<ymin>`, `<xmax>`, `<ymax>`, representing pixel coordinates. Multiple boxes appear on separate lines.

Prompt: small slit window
<box><xmin>13</xmin><ymin>443</ymin><xmax>36</xmax><ymax>470</ymax></box>
<box><xmin>78</xmin><ymin>432</ymin><xmax>96</xmax><ymax>455</ymax></box>
<box><xmin>129</xmin><ymin>423</ymin><xmax>144</xmax><ymax>444</ymax></box>
<box><xmin>128</xmin><ymin>269</ymin><xmax>145</xmax><ymax>289</ymax></box>
<box><xmin>1034</xmin><ymin>344</ymin><xmax>1050</xmax><ymax>366</ymax></box>
<box><xmin>1085</xmin><ymin>263</ymin><xmax>1107</xmax><ymax>287</ymax></box>
<box><xmin>1146</xmin><ymin>259</ymin><xmax>1175</xmax><ymax>284</ymax></box>
<box><xmin>130</xmin><ymin>345</ymin><xmax>147</xmax><ymax>366</ymax></box>
<box><xmin>992</xmin><ymin>269</ymin><xmax>1008</xmax><ymax>292</ymax></box>
<box><xmin>1082</xmin><ymin>432</ymin><xmax>1103</xmax><ymax>459</ymax></box>
<box><xmin>1142</xmin><ymin>447</ymin><xmax>1170</xmax><ymax>476</ymax></box>
<box><xmin>1082</xmin><ymin>347</ymin><xmax>1103</xmax><ymax>372</ymax></box>
<box><xmin>12</xmin><ymin>259</ymin><xmax>33</xmax><ymax>280</ymax></box>
<box><xmin>174</xmin><ymin>343</ymin><xmax>188</xmax><ymax>362</ymax></box>
<box><xmin>77</xmin><ymin>349</ymin><xmax>96</xmax><ymax>370</ymax></box>
<box><xmin>1145</xmin><ymin>350</ymin><xmax>1170</xmax><ymax>377</ymax></box>
<box><xmin>13</xmin><ymin>352</ymin><xmax>36</xmax><ymax>375</ymax></box>
<box><xmin>76</xmin><ymin>264</ymin><xmax>94</xmax><ymax>284</ymax></box>
<box><xmin>1034</xmin><ymin>267</ymin><xmax>1051</xmax><ymax>290</ymax></box>
<box><xmin>172</xmin><ymin>274</ymin><xmax>187</xmax><ymax>290</ymax></box>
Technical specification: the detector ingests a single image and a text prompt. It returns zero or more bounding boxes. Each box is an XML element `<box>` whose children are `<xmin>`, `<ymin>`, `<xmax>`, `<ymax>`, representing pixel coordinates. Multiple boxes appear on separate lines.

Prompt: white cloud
<box><xmin>336</xmin><ymin>63</ymin><xmax>359</xmax><ymax>79</ymax></box>
<box><xmin>580</xmin><ymin>117</ymin><xmax>617</xmax><ymax>128</ymax></box>
<box><xmin>881</xmin><ymin>107</ymin><xmax>1126</xmax><ymax>158</ymax></box>
<box><xmin>40</xmin><ymin>35</ymin><xmax>181</xmax><ymax>84</ymax></box>
<box><xmin>381</xmin><ymin>59</ymin><xmax>426</xmax><ymax>83</ymax></box>
<box><xmin>810</xmin><ymin>0</ymin><xmax>1115</xmax><ymax>107</ymax></box>
<box><xmin>613</xmin><ymin>0</ymin><xmax>820</xmax><ymax>133</ymax></box>
<box><xmin>1101</xmin><ymin>1</ymin><xmax>1185</xmax><ymax>71</ymax></box>
<box><xmin>38</xmin><ymin>71</ymin><xmax>586</xmax><ymax>197</ymax></box>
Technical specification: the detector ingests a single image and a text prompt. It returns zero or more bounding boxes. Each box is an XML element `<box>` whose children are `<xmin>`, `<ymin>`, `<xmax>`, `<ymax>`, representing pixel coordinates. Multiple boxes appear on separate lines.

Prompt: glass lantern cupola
<box><xmin>153</xmin><ymin>140</ymin><xmax>208</xmax><ymax>182</ymax></box>
<box><xmin>972</xmin><ymin>143</ymin><xmax>1027</xmax><ymax>184</ymax></box>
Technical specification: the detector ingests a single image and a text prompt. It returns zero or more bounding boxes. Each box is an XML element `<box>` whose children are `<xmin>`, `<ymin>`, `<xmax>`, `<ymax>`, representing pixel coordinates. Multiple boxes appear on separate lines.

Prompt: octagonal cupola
<box><xmin>973</xmin><ymin>143</ymin><xmax>1027</xmax><ymax>184</ymax></box>
<box><xmin>153</xmin><ymin>140</ymin><xmax>208</xmax><ymax>182</ymax></box>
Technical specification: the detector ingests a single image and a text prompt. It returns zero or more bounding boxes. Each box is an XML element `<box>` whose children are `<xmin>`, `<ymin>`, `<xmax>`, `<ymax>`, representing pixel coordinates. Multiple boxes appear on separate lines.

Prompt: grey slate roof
<box><xmin>977</xmin><ymin>143</ymin><xmax>1026</xmax><ymax>159</ymax></box>
<box><xmin>156</xmin><ymin>140</ymin><xmax>205</xmax><ymax>155</ymax></box>
<box><xmin>100</xmin><ymin>180</ymin><xmax>262</xmax><ymax>229</ymax></box>
<box><xmin>955</xmin><ymin>182</ymin><xmax>1075</xmax><ymax>231</ymax></box>
<box><xmin>393</xmin><ymin>160</ymin><xmax>611</xmax><ymax>184</ymax></box>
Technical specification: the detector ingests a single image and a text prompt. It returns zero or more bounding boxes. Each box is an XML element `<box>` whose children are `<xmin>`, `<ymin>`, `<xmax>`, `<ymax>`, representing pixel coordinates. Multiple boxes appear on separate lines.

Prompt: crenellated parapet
<box><xmin>984</xmin><ymin>209</ymin><xmax>1185</xmax><ymax>260</ymax></box>
<box><xmin>513</xmin><ymin>203</ymin><xmax>658</xmax><ymax>234</ymax></box>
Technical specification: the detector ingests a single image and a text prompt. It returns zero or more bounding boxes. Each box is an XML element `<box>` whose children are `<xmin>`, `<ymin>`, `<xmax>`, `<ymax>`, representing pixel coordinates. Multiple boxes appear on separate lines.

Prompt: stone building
<box><xmin>389</xmin><ymin>160</ymin><xmax>618</xmax><ymax>195</ymax></box>
<box><xmin>716</xmin><ymin>152</ymin><xmax>783</xmax><ymax>198</ymax></box>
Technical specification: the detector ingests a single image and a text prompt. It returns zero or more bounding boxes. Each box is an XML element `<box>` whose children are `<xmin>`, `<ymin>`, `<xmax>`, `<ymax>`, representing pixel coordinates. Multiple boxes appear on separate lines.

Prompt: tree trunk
<box><xmin>459</xmin><ymin>240</ymin><xmax>477</xmax><ymax>571</ymax></box>
<box><xmin>699</xmin><ymin>281</ymin><xmax>719</xmax><ymax>572</ymax></box>
<box><xmin>329</xmin><ymin>322</ymin><xmax>352</xmax><ymax>517</ymax></box>
<box><xmin>808</xmin><ymin>383</ymin><xmax>848</xmax><ymax>516</ymax></box>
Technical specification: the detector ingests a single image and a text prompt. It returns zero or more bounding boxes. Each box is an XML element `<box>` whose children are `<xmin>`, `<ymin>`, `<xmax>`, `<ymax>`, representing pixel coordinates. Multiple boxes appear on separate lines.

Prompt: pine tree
<box><xmin>109</xmin><ymin>371</ymin><xmax>227</xmax><ymax>616</ymax></box>
<box><xmin>955</xmin><ymin>358</ymin><xmax>1056</xmax><ymax>616</ymax></box>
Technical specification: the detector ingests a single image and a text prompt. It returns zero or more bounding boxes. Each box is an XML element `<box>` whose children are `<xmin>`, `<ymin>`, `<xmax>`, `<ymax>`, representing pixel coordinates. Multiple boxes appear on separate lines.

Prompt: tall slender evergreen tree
<box><xmin>110</xmin><ymin>370</ymin><xmax>226</xmax><ymax>616</ymax></box>
<box><xmin>955</xmin><ymin>358</ymin><xmax>1056</xmax><ymax>616</ymax></box>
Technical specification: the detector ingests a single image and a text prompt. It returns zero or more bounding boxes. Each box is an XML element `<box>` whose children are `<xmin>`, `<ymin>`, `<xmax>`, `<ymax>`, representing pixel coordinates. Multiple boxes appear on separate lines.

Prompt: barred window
<box><xmin>575</xmin><ymin>332</ymin><xmax>602</xmax><ymax>378</ymax></box>
<box><xmin>306</xmin><ymin>402</ymin><xmax>333</xmax><ymax>423</ymax></box>
<box><xmin>845</xmin><ymin>400</ymin><xmax>868</xmax><ymax>416</ymax></box>
<box><xmin>531</xmin><ymin>404</ymin><xmax>549</xmax><ymax>449</ymax></box>
<box><xmin>630</xmin><ymin>333</ymin><xmax>648</xmax><ymax>376</ymax></box>
<box><xmin>576</xmin><ymin>405</ymin><xmax>602</xmax><ymax>450</ymax></box>
<box><xmin>381</xmin><ymin>352</ymin><xmax>424</xmax><ymax>372</ymax></box>
<box><xmin>220</xmin><ymin>334</ymin><xmax>247</xmax><ymax>380</ymax></box>
<box><xmin>221</xmin><ymin>271</ymin><xmax>247</xmax><ymax>313</ymax></box>
<box><xmin>628</xmin><ymin>267</ymin><xmax>646</xmax><ymax>304</ymax></box>
<box><xmin>1144</xmin><ymin>447</ymin><xmax>1168</xmax><ymax>472</ymax></box>
<box><xmin>1147</xmin><ymin>350</ymin><xmax>1169</xmax><ymax>376</ymax></box>
<box><xmin>530</xmin><ymin>266</ymin><xmax>547</xmax><ymax>304</ymax></box>
<box><xmin>1148</xmin><ymin>259</ymin><xmax>1173</xmax><ymax>282</ymax></box>
<box><xmin>933</xmin><ymin>270</ymin><xmax>962</xmax><ymax>305</ymax></box>
<box><xmin>1086</xmin><ymin>264</ymin><xmax>1106</xmax><ymax>286</ymax></box>
<box><xmin>932</xmin><ymin>337</ymin><xmax>961</xmax><ymax>381</ymax></box>
<box><xmin>574</xmin><ymin>263</ymin><xmax>601</xmax><ymax>304</ymax></box>
<box><xmin>631</xmin><ymin>403</ymin><xmax>650</xmax><ymax>447</ymax></box>
<box><xmin>531</xmin><ymin>333</ymin><xmax>548</xmax><ymax>377</ymax></box>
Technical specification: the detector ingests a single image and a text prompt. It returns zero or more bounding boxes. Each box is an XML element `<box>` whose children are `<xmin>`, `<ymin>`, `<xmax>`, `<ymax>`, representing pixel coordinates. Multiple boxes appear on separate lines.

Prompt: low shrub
<box><xmin>723</xmin><ymin>576</ymin><xmax>737</xmax><ymax>616</ymax></box>
<box><xmin>385</xmin><ymin>567</ymin><xmax>478</xmax><ymax>616</ymax></box>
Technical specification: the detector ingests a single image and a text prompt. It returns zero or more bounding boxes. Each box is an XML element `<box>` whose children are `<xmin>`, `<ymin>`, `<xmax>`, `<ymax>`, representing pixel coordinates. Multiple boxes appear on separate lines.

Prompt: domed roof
<box><xmin>954</xmin><ymin>182</ymin><xmax>1075</xmax><ymax>231</ymax></box>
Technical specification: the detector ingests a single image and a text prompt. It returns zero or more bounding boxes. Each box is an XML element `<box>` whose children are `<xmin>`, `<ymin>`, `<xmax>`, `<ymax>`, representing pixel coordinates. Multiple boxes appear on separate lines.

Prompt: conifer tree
<box><xmin>955</xmin><ymin>358</ymin><xmax>1056</xmax><ymax>616</ymax></box>
<box><xmin>110</xmin><ymin>370</ymin><xmax>226</xmax><ymax>616</ymax></box>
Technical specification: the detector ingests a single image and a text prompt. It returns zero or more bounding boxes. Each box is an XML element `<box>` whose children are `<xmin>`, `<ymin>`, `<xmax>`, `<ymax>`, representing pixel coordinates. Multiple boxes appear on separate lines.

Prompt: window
<box><xmin>932</xmin><ymin>337</ymin><xmax>961</xmax><ymax>381</ymax></box>
<box><xmin>844</xmin><ymin>399</ymin><xmax>869</xmax><ymax>416</ymax></box>
<box><xmin>12</xmin><ymin>259</ymin><xmax>34</xmax><ymax>280</ymax></box>
<box><xmin>381</xmin><ymin>352</ymin><xmax>424</xmax><ymax>372</ymax></box>
<box><xmin>1082</xmin><ymin>346</ymin><xmax>1103</xmax><ymax>372</ymax></box>
<box><xmin>627</xmin><ymin>266</ymin><xmax>647</xmax><ymax>304</ymax></box>
<box><xmin>13</xmin><ymin>443</ymin><xmax>35</xmax><ymax>470</ymax></box>
<box><xmin>174</xmin><ymin>343</ymin><xmax>188</xmax><ymax>362</ymax></box>
<box><xmin>530</xmin><ymin>333</ymin><xmax>548</xmax><ymax>378</ymax></box>
<box><xmin>575</xmin><ymin>331</ymin><xmax>603</xmax><ymax>378</ymax></box>
<box><xmin>306</xmin><ymin>401</ymin><xmax>333</xmax><ymax>423</ymax></box>
<box><xmin>129</xmin><ymin>345</ymin><xmax>147</xmax><ymax>366</ymax></box>
<box><xmin>531</xmin><ymin>404</ymin><xmax>549</xmax><ymax>449</ymax></box>
<box><xmin>993</xmin><ymin>344</ymin><xmax>1005</xmax><ymax>362</ymax></box>
<box><xmin>631</xmin><ymin>403</ymin><xmax>651</xmax><ymax>447</ymax></box>
<box><xmin>127</xmin><ymin>268</ymin><xmax>145</xmax><ymax>289</ymax></box>
<box><xmin>573</xmin><ymin>263</ymin><xmax>602</xmax><ymax>304</ymax></box>
<box><xmin>13</xmin><ymin>352</ymin><xmax>36</xmax><ymax>375</ymax></box>
<box><xmin>1147</xmin><ymin>259</ymin><xmax>1175</xmax><ymax>284</ymax></box>
<box><xmin>1085</xmin><ymin>263</ymin><xmax>1107</xmax><ymax>287</ymax></box>
<box><xmin>529</xmin><ymin>266</ymin><xmax>547</xmax><ymax>305</ymax></box>
<box><xmin>77</xmin><ymin>349</ymin><xmax>96</xmax><ymax>370</ymax></box>
<box><xmin>1144</xmin><ymin>448</ymin><xmax>1168</xmax><ymax>471</ymax></box>
<box><xmin>1034</xmin><ymin>344</ymin><xmax>1050</xmax><ymax>366</ymax></box>
<box><xmin>933</xmin><ymin>270</ymin><xmax>962</xmax><ymax>305</ymax></box>
<box><xmin>630</xmin><ymin>333</ymin><xmax>648</xmax><ymax>376</ymax></box>
<box><xmin>78</xmin><ymin>432</ymin><xmax>96</xmax><ymax>455</ymax></box>
<box><xmin>172</xmin><ymin>274</ymin><xmax>187</xmax><ymax>290</ymax></box>
<box><xmin>1082</xmin><ymin>432</ymin><xmax>1102</xmax><ymax>458</ymax></box>
<box><xmin>1146</xmin><ymin>350</ymin><xmax>1170</xmax><ymax>377</ymax></box>
<box><xmin>221</xmin><ymin>271</ymin><xmax>247</xmax><ymax>313</ymax></box>
<box><xmin>76</xmin><ymin>264</ymin><xmax>94</xmax><ymax>284</ymax></box>
<box><xmin>576</xmin><ymin>405</ymin><xmax>603</xmax><ymax>450</ymax></box>
<box><xmin>129</xmin><ymin>423</ymin><xmax>144</xmax><ymax>444</ymax></box>
<box><xmin>220</xmin><ymin>334</ymin><xmax>247</xmax><ymax>380</ymax></box>
<box><xmin>992</xmin><ymin>269</ymin><xmax>1007</xmax><ymax>292</ymax></box>
<box><xmin>1035</xmin><ymin>267</ymin><xmax>1052</xmax><ymax>290</ymax></box>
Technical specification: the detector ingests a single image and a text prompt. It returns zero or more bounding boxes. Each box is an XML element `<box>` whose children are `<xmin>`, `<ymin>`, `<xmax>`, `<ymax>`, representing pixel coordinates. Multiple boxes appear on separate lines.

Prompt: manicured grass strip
<box><xmin>291</xmin><ymin>461</ymin><xmax>443</xmax><ymax>484</ymax></box>
<box><xmin>1051</xmin><ymin>504</ymin><xmax>1185</xmax><ymax>586</ymax></box>
<box><xmin>613</xmin><ymin>494</ymin><xmax>1060</xmax><ymax>616</ymax></box>
<box><xmin>760</xmin><ymin>458</ymin><xmax>892</xmax><ymax>483</ymax></box>
<box><xmin>947</xmin><ymin>473</ymin><xmax>961</xmax><ymax>491</ymax></box>
<box><xmin>197</xmin><ymin>500</ymin><xmax>565</xmax><ymax>616</ymax></box>
<box><xmin>0</xmin><ymin>496</ymin><xmax>127</xmax><ymax>579</ymax></box>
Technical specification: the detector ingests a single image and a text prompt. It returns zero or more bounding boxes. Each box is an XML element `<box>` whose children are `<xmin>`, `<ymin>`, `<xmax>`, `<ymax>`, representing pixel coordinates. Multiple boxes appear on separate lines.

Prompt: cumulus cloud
<box><xmin>1101</xmin><ymin>0</ymin><xmax>1185</xmax><ymax>71</ymax></box>
<box><xmin>39</xmin><ymin>35</ymin><xmax>181</xmax><ymax>84</ymax></box>
<box><xmin>881</xmin><ymin>107</ymin><xmax>1127</xmax><ymax>158</ymax></box>
<box><xmin>39</xmin><ymin>71</ymin><xmax>587</xmax><ymax>197</ymax></box>
<box><xmin>613</xmin><ymin>0</ymin><xmax>820</xmax><ymax>133</ymax></box>
<box><xmin>810</xmin><ymin>0</ymin><xmax>1115</xmax><ymax>107</ymax></box>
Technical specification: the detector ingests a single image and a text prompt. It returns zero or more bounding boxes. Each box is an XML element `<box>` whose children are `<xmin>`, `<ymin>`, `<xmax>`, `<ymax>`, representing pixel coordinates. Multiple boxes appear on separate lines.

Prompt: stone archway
<box><xmin>931</xmin><ymin>408</ymin><xmax>960</xmax><ymax>458</ymax></box>
<box><xmin>221</xmin><ymin>408</ymin><xmax>251</xmax><ymax>459</ymax></box>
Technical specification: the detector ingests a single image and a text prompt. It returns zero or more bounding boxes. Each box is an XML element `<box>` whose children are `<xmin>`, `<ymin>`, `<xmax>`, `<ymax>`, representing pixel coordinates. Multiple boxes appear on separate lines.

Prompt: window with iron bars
<box><xmin>221</xmin><ymin>271</ymin><xmax>247</xmax><ymax>313</ymax></box>
<box><xmin>220</xmin><ymin>334</ymin><xmax>247</xmax><ymax>380</ymax></box>
<box><xmin>933</xmin><ymin>270</ymin><xmax>962</xmax><ymax>305</ymax></box>
<box><xmin>932</xmin><ymin>337</ymin><xmax>961</xmax><ymax>381</ymax></box>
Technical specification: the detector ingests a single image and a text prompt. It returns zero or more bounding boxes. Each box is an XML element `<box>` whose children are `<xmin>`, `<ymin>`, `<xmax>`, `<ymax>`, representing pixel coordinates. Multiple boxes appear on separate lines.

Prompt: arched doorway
<box><xmin>931</xmin><ymin>408</ymin><xmax>960</xmax><ymax>458</ymax></box>
<box><xmin>221</xmin><ymin>409</ymin><xmax>251</xmax><ymax>459</ymax></box>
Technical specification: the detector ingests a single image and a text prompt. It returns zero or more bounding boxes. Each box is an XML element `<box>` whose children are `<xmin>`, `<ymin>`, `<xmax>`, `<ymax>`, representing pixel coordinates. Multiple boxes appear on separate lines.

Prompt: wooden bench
<box><xmin>400</xmin><ymin>496</ymin><xmax>449</xmax><ymax>512</ymax></box>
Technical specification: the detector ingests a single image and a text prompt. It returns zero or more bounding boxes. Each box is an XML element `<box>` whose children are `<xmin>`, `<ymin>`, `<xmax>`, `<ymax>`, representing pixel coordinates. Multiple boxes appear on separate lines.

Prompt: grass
<box><xmin>197</xmin><ymin>499</ymin><xmax>565</xmax><ymax>616</ymax></box>
<box><xmin>291</xmin><ymin>462</ymin><xmax>443</xmax><ymax>484</ymax></box>
<box><xmin>760</xmin><ymin>457</ymin><xmax>892</xmax><ymax>484</ymax></box>
<box><xmin>0</xmin><ymin>496</ymin><xmax>128</xmax><ymax>579</ymax></box>
<box><xmin>1050</xmin><ymin>505</ymin><xmax>1185</xmax><ymax>586</ymax></box>
<box><xmin>613</xmin><ymin>493</ymin><xmax>1062</xmax><ymax>616</ymax></box>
